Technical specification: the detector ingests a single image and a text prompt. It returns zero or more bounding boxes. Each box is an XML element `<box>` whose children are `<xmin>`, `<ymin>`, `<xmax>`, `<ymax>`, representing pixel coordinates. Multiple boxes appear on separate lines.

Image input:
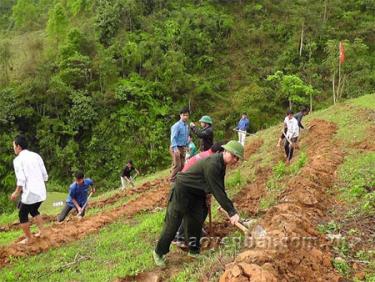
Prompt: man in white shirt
<box><xmin>10</xmin><ymin>135</ymin><xmax>48</xmax><ymax>244</ymax></box>
<box><xmin>282</xmin><ymin>110</ymin><xmax>300</xmax><ymax>164</ymax></box>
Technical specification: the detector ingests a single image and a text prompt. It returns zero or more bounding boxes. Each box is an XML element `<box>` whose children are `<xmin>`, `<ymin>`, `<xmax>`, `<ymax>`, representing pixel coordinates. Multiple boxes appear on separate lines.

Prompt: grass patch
<box><xmin>308</xmin><ymin>95</ymin><xmax>375</xmax><ymax>148</ymax></box>
<box><xmin>247</xmin><ymin>127</ymin><xmax>280</xmax><ymax>169</ymax></box>
<box><xmin>0</xmin><ymin>211</ymin><xmax>165</xmax><ymax>282</ymax></box>
<box><xmin>317</xmin><ymin>220</ymin><xmax>341</xmax><ymax>234</ymax></box>
<box><xmin>259</xmin><ymin>195</ymin><xmax>277</xmax><ymax>210</ymax></box>
<box><xmin>0</xmin><ymin>211</ymin><xmax>18</xmax><ymax>226</ymax></box>
<box><xmin>333</xmin><ymin>257</ymin><xmax>351</xmax><ymax>278</ymax></box>
<box><xmin>261</xmin><ymin>152</ymin><xmax>308</xmax><ymax>211</ymax></box>
<box><xmin>337</xmin><ymin>152</ymin><xmax>375</xmax><ymax>216</ymax></box>
<box><xmin>351</xmin><ymin>94</ymin><xmax>375</xmax><ymax>110</ymax></box>
<box><xmin>225</xmin><ymin>169</ymin><xmax>245</xmax><ymax>191</ymax></box>
<box><xmin>0</xmin><ymin>230</ymin><xmax>23</xmax><ymax>246</ymax></box>
<box><xmin>40</xmin><ymin>192</ymin><xmax>67</xmax><ymax>215</ymax></box>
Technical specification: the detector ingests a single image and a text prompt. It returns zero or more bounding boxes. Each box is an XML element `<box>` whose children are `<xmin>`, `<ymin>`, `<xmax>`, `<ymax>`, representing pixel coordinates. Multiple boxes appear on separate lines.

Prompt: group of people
<box><xmin>151</xmin><ymin>108</ymin><xmax>246</xmax><ymax>267</ymax></box>
<box><xmin>10</xmin><ymin>136</ymin><xmax>94</xmax><ymax>244</ymax></box>
<box><xmin>169</xmin><ymin>108</ymin><xmax>250</xmax><ymax>183</ymax></box>
<box><xmin>8</xmin><ymin>106</ymin><xmax>306</xmax><ymax>255</ymax></box>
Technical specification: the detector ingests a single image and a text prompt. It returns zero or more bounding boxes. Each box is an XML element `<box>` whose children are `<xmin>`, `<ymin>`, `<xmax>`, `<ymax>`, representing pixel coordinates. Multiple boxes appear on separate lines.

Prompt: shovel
<box><xmin>77</xmin><ymin>192</ymin><xmax>93</xmax><ymax>217</ymax></box>
<box><xmin>206</xmin><ymin>194</ymin><xmax>213</xmax><ymax>235</ymax></box>
<box><xmin>233</xmin><ymin>129</ymin><xmax>254</xmax><ymax>136</ymax></box>
<box><xmin>218</xmin><ymin>207</ymin><xmax>248</xmax><ymax>234</ymax></box>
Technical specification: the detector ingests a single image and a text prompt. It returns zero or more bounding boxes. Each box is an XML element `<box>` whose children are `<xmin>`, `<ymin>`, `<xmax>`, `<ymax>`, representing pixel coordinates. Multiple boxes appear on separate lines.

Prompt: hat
<box><xmin>222</xmin><ymin>140</ymin><xmax>244</xmax><ymax>159</ymax></box>
<box><xmin>199</xmin><ymin>115</ymin><xmax>213</xmax><ymax>125</ymax></box>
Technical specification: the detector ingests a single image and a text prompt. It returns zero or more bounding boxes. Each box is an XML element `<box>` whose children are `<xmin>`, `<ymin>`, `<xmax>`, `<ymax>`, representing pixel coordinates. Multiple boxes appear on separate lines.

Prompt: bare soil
<box><xmin>220</xmin><ymin>120</ymin><xmax>345</xmax><ymax>281</ymax></box>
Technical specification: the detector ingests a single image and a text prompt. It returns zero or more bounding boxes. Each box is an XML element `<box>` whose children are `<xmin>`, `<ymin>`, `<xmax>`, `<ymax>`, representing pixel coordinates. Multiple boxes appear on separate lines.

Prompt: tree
<box><xmin>95</xmin><ymin>0</ymin><xmax>122</xmax><ymax>46</ymax></box>
<box><xmin>267</xmin><ymin>71</ymin><xmax>314</xmax><ymax>110</ymax></box>
<box><xmin>12</xmin><ymin>0</ymin><xmax>38</xmax><ymax>30</ymax></box>
<box><xmin>0</xmin><ymin>40</ymin><xmax>12</xmax><ymax>85</ymax></box>
<box><xmin>324</xmin><ymin>39</ymin><xmax>373</xmax><ymax>103</ymax></box>
<box><xmin>46</xmin><ymin>3</ymin><xmax>69</xmax><ymax>47</ymax></box>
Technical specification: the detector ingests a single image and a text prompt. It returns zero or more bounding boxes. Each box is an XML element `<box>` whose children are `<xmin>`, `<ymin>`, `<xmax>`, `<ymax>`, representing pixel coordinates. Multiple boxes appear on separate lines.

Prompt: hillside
<box><xmin>0</xmin><ymin>94</ymin><xmax>373</xmax><ymax>281</ymax></box>
<box><xmin>1</xmin><ymin>1</ymin><xmax>375</xmax><ymax>210</ymax></box>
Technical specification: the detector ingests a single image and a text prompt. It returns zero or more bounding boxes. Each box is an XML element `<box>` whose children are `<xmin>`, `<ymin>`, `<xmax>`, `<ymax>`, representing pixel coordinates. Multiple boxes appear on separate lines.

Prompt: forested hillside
<box><xmin>0</xmin><ymin>0</ymin><xmax>374</xmax><ymax>212</ymax></box>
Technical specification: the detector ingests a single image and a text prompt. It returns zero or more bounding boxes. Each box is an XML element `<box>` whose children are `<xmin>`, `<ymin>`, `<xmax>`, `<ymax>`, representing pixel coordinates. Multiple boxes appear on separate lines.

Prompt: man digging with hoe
<box><xmin>153</xmin><ymin>140</ymin><xmax>243</xmax><ymax>267</ymax></box>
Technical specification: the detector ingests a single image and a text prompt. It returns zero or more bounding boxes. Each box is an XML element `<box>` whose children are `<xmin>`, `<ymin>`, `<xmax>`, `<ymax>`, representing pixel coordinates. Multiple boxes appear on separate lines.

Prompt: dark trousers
<box><xmin>155</xmin><ymin>185</ymin><xmax>208</xmax><ymax>255</ymax></box>
<box><xmin>284</xmin><ymin>137</ymin><xmax>298</xmax><ymax>161</ymax></box>
<box><xmin>19</xmin><ymin>202</ymin><xmax>43</xmax><ymax>224</ymax></box>
<box><xmin>57</xmin><ymin>204</ymin><xmax>85</xmax><ymax>222</ymax></box>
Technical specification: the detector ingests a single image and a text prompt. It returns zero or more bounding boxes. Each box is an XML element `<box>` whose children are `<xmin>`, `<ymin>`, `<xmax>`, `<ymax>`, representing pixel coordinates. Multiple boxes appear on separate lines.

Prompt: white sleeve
<box><xmin>38</xmin><ymin>155</ymin><xmax>48</xmax><ymax>182</ymax></box>
<box><xmin>292</xmin><ymin>120</ymin><xmax>300</xmax><ymax>138</ymax></box>
<box><xmin>13</xmin><ymin>159</ymin><xmax>26</xmax><ymax>187</ymax></box>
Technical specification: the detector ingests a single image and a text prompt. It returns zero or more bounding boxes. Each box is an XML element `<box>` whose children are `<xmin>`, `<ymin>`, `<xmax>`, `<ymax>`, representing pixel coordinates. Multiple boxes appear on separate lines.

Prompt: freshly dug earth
<box><xmin>0</xmin><ymin>179</ymin><xmax>165</xmax><ymax>232</ymax></box>
<box><xmin>233</xmin><ymin>167</ymin><xmax>272</xmax><ymax>216</ymax></box>
<box><xmin>220</xmin><ymin>119</ymin><xmax>344</xmax><ymax>281</ymax></box>
<box><xmin>116</xmin><ymin>138</ymin><xmax>269</xmax><ymax>281</ymax></box>
<box><xmin>244</xmin><ymin>138</ymin><xmax>264</xmax><ymax>160</ymax></box>
<box><xmin>0</xmin><ymin>178</ymin><xmax>170</xmax><ymax>268</ymax></box>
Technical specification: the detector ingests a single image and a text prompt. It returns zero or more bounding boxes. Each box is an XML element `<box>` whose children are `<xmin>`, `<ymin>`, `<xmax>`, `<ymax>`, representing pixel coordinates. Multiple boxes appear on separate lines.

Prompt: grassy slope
<box><xmin>0</xmin><ymin>169</ymin><xmax>169</xmax><ymax>225</ymax></box>
<box><xmin>0</xmin><ymin>95</ymin><xmax>374</xmax><ymax>281</ymax></box>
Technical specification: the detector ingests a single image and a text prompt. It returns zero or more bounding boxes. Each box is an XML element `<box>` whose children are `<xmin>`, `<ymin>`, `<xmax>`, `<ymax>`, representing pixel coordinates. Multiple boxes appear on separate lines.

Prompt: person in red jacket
<box><xmin>173</xmin><ymin>142</ymin><xmax>224</xmax><ymax>247</ymax></box>
<box><xmin>182</xmin><ymin>142</ymin><xmax>224</xmax><ymax>173</ymax></box>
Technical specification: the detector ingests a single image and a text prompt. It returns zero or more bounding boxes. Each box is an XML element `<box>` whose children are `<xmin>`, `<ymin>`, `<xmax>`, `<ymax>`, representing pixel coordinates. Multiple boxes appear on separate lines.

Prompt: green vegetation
<box><xmin>0</xmin><ymin>92</ymin><xmax>373</xmax><ymax>281</ymax></box>
<box><xmin>1</xmin><ymin>0</ymin><xmax>375</xmax><ymax>212</ymax></box>
<box><xmin>0</xmin><ymin>211</ymin><xmax>165</xmax><ymax>281</ymax></box>
<box><xmin>333</xmin><ymin>257</ymin><xmax>351</xmax><ymax>278</ymax></box>
<box><xmin>317</xmin><ymin>220</ymin><xmax>341</xmax><ymax>234</ymax></box>
<box><xmin>338</xmin><ymin>152</ymin><xmax>375</xmax><ymax>216</ymax></box>
<box><xmin>0</xmin><ymin>0</ymin><xmax>374</xmax><ymax>279</ymax></box>
<box><xmin>260</xmin><ymin>152</ymin><xmax>307</xmax><ymax>210</ymax></box>
<box><xmin>317</xmin><ymin>104</ymin><xmax>369</xmax><ymax>148</ymax></box>
<box><xmin>314</xmin><ymin>96</ymin><xmax>375</xmax><ymax>282</ymax></box>
<box><xmin>0</xmin><ymin>229</ymin><xmax>23</xmax><ymax>246</ymax></box>
<box><xmin>352</xmin><ymin>93</ymin><xmax>375</xmax><ymax>110</ymax></box>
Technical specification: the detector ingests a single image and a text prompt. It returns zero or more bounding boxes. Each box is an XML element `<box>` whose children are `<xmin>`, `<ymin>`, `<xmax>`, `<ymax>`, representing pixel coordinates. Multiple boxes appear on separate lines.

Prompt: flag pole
<box><xmin>337</xmin><ymin>41</ymin><xmax>345</xmax><ymax>102</ymax></box>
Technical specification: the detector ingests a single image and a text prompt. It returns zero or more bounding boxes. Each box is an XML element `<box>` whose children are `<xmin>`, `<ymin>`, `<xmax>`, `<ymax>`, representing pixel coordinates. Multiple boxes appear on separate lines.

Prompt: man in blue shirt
<box><xmin>170</xmin><ymin>107</ymin><xmax>189</xmax><ymax>182</ymax></box>
<box><xmin>236</xmin><ymin>113</ymin><xmax>249</xmax><ymax>146</ymax></box>
<box><xmin>57</xmin><ymin>171</ymin><xmax>95</xmax><ymax>222</ymax></box>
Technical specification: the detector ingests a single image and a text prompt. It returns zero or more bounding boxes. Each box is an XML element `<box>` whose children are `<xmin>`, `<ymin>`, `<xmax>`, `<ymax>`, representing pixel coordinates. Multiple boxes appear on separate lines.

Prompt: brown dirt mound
<box><xmin>244</xmin><ymin>138</ymin><xmax>264</xmax><ymax>159</ymax></box>
<box><xmin>116</xmin><ymin>272</ymin><xmax>161</xmax><ymax>282</ymax></box>
<box><xmin>89</xmin><ymin>178</ymin><xmax>166</xmax><ymax>209</ymax></box>
<box><xmin>220</xmin><ymin>119</ymin><xmax>345</xmax><ymax>281</ymax></box>
<box><xmin>117</xmin><ymin>251</ymin><xmax>189</xmax><ymax>282</ymax></box>
<box><xmin>233</xmin><ymin>167</ymin><xmax>272</xmax><ymax>216</ymax></box>
<box><xmin>0</xmin><ymin>214</ymin><xmax>56</xmax><ymax>232</ymax></box>
<box><xmin>0</xmin><ymin>178</ymin><xmax>171</xmax><ymax>268</ymax></box>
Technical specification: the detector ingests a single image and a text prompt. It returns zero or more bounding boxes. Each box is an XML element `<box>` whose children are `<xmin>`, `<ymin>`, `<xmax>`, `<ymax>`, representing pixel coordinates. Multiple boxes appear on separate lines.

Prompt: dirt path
<box><xmin>0</xmin><ymin>178</ymin><xmax>171</xmax><ymax>268</ymax></box>
<box><xmin>220</xmin><ymin>119</ymin><xmax>344</xmax><ymax>281</ymax></box>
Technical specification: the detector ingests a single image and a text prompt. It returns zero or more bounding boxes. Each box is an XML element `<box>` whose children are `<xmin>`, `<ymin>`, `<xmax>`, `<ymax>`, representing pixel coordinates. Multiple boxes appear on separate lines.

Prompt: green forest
<box><xmin>0</xmin><ymin>0</ymin><xmax>374</xmax><ymax>213</ymax></box>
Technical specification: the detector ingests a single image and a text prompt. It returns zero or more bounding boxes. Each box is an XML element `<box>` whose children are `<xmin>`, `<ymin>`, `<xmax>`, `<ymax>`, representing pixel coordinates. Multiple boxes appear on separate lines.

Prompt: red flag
<box><xmin>339</xmin><ymin>41</ymin><xmax>345</xmax><ymax>64</ymax></box>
